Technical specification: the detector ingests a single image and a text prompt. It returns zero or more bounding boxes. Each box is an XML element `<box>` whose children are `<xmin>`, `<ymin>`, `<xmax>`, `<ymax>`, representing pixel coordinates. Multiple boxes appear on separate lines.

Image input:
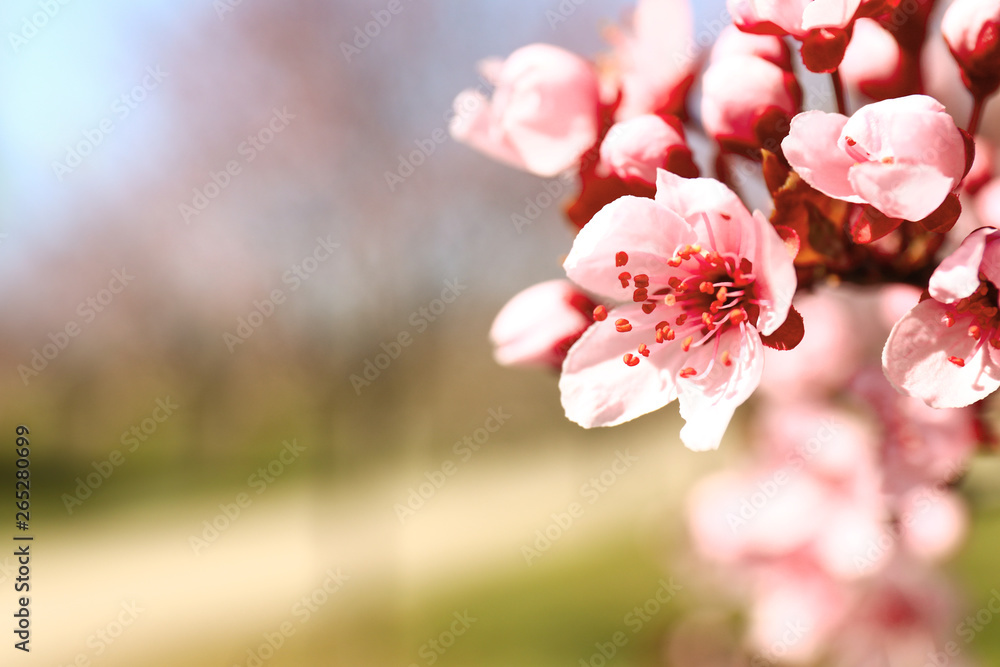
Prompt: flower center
<box><xmin>941</xmin><ymin>276</ymin><xmax>1000</xmax><ymax>367</ymax></box>
<box><xmin>598</xmin><ymin>246</ymin><xmax>761</xmax><ymax>375</ymax></box>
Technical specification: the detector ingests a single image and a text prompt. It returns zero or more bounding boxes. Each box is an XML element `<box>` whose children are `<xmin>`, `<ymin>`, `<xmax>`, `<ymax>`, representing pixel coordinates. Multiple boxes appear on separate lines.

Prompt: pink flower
<box><xmin>839</xmin><ymin>18</ymin><xmax>918</xmax><ymax>101</ymax></box>
<box><xmin>597</xmin><ymin>114</ymin><xmax>697</xmax><ymax>186</ymax></box>
<box><xmin>976</xmin><ymin>177</ymin><xmax>1000</xmax><ymax>228</ymax></box>
<box><xmin>559</xmin><ymin>170</ymin><xmax>797</xmax><ymax>450</ymax></box>
<box><xmin>942</xmin><ymin>0</ymin><xmax>1000</xmax><ymax>98</ymax></box>
<box><xmin>450</xmin><ymin>44</ymin><xmax>601</xmax><ymax>177</ymax></box>
<box><xmin>782</xmin><ymin>95</ymin><xmax>969</xmax><ymax>222</ymax></box>
<box><xmin>883</xmin><ymin>226</ymin><xmax>1000</xmax><ymax>408</ymax></box>
<box><xmin>728</xmin><ymin>0</ymin><xmax>863</xmax><ymax>72</ymax></box>
<box><xmin>701</xmin><ymin>54</ymin><xmax>802</xmax><ymax>152</ymax></box>
<box><xmin>710</xmin><ymin>24</ymin><xmax>792</xmax><ymax>70</ymax></box>
<box><xmin>606</xmin><ymin>0</ymin><xmax>697</xmax><ymax>120</ymax></box>
<box><xmin>490</xmin><ymin>280</ymin><xmax>595</xmax><ymax>370</ymax></box>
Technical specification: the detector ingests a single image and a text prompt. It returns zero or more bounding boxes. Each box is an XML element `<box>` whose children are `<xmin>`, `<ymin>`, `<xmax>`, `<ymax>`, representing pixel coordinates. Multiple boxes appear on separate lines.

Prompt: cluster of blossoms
<box><xmin>455</xmin><ymin>0</ymin><xmax>1000</xmax><ymax>662</ymax></box>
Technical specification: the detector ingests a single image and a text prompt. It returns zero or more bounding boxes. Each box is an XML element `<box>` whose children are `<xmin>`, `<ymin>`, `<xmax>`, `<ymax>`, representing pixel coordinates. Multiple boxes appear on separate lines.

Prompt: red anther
<box><xmin>682</xmin><ymin>335</ymin><xmax>693</xmax><ymax>352</ymax></box>
<box><xmin>948</xmin><ymin>356</ymin><xmax>966</xmax><ymax>367</ymax></box>
<box><xmin>616</xmin><ymin>251</ymin><xmax>629</xmax><ymax>267</ymax></box>
<box><xmin>668</xmin><ymin>277</ymin><xmax>682</xmax><ymax>289</ymax></box>
<box><xmin>679</xmin><ymin>367</ymin><xmax>697</xmax><ymax>378</ymax></box>
<box><xmin>665</xmin><ymin>328</ymin><xmax>676</xmax><ymax>341</ymax></box>
<box><xmin>623</xmin><ymin>353</ymin><xmax>640</xmax><ymax>367</ymax></box>
<box><xmin>633</xmin><ymin>288</ymin><xmax>649</xmax><ymax>302</ymax></box>
<box><xmin>729</xmin><ymin>309</ymin><xmax>746</xmax><ymax>324</ymax></box>
<box><xmin>690</xmin><ymin>244</ymin><xmax>701</xmax><ymax>254</ymax></box>
<box><xmin>619</xmin><ymin>272</ymin><xmax>631</xmax><ymax>288</ymax></box>
<box><xmin>942</xmin><ymin>312</ymin><xmax>956</xmax><ymax>327</ymax></box>
<box><xmin>715</xmin><ymin>286</ymin><xmax>728</xmax><ymax>302</ymax></box>
<box><xmin>969</xmin><ymin>325</ymin><xmax>982</xmax><ymax>339</ymax></box>
<box><xmin>720</xmin><ymin>350</ymin><xmax>732</xmax><ymax>367</ymax></box>
<box><xmin>655</xmin><ymin>329</ymin><xmax>665</xmax><ymax>344</ymax></box>
<box><xmin>709</xmin><ymin>302</ymin><xmax>721</xmax><ymax>314</ymax></box>
<box><xmin>655</xmin><ymin>320</ymin><xmax>670</xmax><ymax>332</ymax></box>
<box><xmin>699</xmin><ymin>281</ymin><xmax>714</xmax><ymax>294</ymax></box>
<box><xmin>615</xmin><ymin>319</ymin><xmax>632</xmax><ymax>333</ymax></box>
<box><xmin>846</xmin><ymin>137</ymin><xmax>857</xmax><ymax>146</ymax></box>
<box><xmin>633</xmin><ymin>274</ymin><xmax>649</xmax><ymax>288</ymax></box>
<box><xmin>642</xmin><ymin>302</ymin><xmax>657</xmax><ymax>314</ymax></box>
<box><xmin>702</xmin><ymin>312</ymin><xmax>715</xmax><ymax>330</ymax></box>
<box><xmin>720</xmin><ymin>213</ymin><xmax>731</xmax><ymax>220</ymax></box>
<box><xmin>668</xmin><ymin>257</ymin><xmax>683</xmax><ymax>267</ymax></box>
<box><xmin>664</xmin><ymin>294</ymin><xmax>677</xmax><ymax>307</ymax></box>
<box><xmin>676</xmin><ymin>314</ymin><xmax>689</xmax><ymax>326</ymax></box>
<box><xmin>638</xmin><ymin>344</ymin><xmax>650</xmax><ymax>357</ymax></box>
<box><xmin>593</xmin><ymin>305</ymin><xmax>608</xmax><ymax>321</ymax></box>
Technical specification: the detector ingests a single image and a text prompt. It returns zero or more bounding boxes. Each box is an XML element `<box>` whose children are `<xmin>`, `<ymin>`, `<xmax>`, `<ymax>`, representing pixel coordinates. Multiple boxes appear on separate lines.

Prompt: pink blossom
<box><xmin>851</xmin><ymin>365</ymin><xmax>976</xmax><ymax>494</ymax></box>
<box><xmin>839</xmin><ymin>18</ymin><xmax>918</xmax><ymax>101</ymax></box>
<box><xmin>449</xmin><ymin>44</ymin><xmax>601</xmax><ymax>177</ymax></box>
<box><xmin>942</xmin><ymin>0</ymin><xmax>1000</xmax><ymax>98</ymax></box>
<box><xmin>558</xmin><ymin>171</ymin><xmax>796</xmax><ymax>450</ymax></box>
<box><xmin>759</xmin><ymin>289</ymin><xmax>861</xmax><ymax>402</ymax></box>
<box><xmin>975</xmin><ymin>177</ymin><xmax>1000</xmax><ymax>228</ymax></box>
<box><xmin>728</xmin><ymin>0</ymin><xmax>863</xmax><ymax>72</ymax></box>
<box><xmin>883</xmin><ymin>226</ymin><xmax>1000</xmax><ymax>408</ymax></box>
<box><xmin>606</xmin><ymin>0</ymin><xmax>697</xmax><ymax>120</ymax></box>
<box><xmin>782</xmin><ymin>95</ymin><xmax>969</xmax><ymax>222</ymax></box>
<box><xmin>597</xmin><ymin>114</ymin><xmax>696</xmax><ymax>186</ymax></box>
<box><xmin>700</xmin><ymin>55</ymin><xmax>802</xmax><ymax>152</ymax></box>
<box><xmin>490</xmin><ymin>280</ymin><xmax>595</xmax><ymax>370</ymax></box>
<box><xmin>898</xmin><ymin>488</ymin><xmax>968</xmax><ymax>562</ymax></box>
<box><xmin>710</xmin><ymin>24</ymin><xmax>793</xmax><ymax>70</ymax></box>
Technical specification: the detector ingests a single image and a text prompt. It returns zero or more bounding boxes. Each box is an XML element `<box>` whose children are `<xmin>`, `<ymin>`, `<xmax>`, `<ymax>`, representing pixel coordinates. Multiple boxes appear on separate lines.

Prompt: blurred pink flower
<box><xmin>897</xmin><ymin>488</ymin><xmax>968</xmax><ymax>562</ymax></box>
<box><xmin>449</xmin><ymin>44</ymin><xmax>601</xmax><ymax>177</ymax></box>
<box><xmin>782</xmin><ymin>95</ymin><xmax>969</xmax><ymax>222</ymax></box>
<box><xmin>728</xmin><ymin>0</ymin><xmax>863</xmax><ymax>72</ymax></box>
<box><xmin>559</xmin><ymin>171</ymin><xmax>796</xmax><ymax>450</ymax></box>
<box><xmin>597</xmin><ymin>114</ymin><xmax>697</xmax><ymax>186</ymax></box>
<box><xmin>606</xmin><ymin>0</ymin><xmax>697</xmax><ymax>120</ymax></box>
<box><xmin>942</xmin><ymin>0</ymin><xmax>1000</xmax><ymax>98</ymax></box>
<box><xmin>700</xmin><ymin>55</ymin><xmax>802</xmax><ymax>152</ymax></box>
<box><xmin>759</xmin><ymin>289</ymin><xmax>861</xmax><ymax>401</ymax></box>
<box><xmin>975</xmin><ymin>177</ymin><xmax>1000</xmax><ymax>228</ymax></box>
<box><xmin>852</xmin><ymin>365</ymin><xmax>977</xmax><ymax>495</ymax></box>
<box><xmin>883</xmin><ymin>226</ymin><xmax>1000</xmax><ymax>407</ymax></box>
<box><xmin>839</xmin><ymin>17</ymin><xmax>918</xmax><ymax>101</ymax></box>
<box><xmin>710</xmin><ymin>24</ymin><xmax>792</xmax><ymax>70</ymax></box>
<box><xmin>489</xmin><ymin>279</ymin><xmax>595</xmax><ymax>370</ymax></box>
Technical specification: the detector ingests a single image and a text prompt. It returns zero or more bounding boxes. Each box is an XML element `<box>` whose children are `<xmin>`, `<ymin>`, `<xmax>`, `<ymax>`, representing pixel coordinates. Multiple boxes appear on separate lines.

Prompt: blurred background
<box><xmin>2</xmin><ymin>0</ymin><xmax>1000</xmax><ymax>665</ymax></box>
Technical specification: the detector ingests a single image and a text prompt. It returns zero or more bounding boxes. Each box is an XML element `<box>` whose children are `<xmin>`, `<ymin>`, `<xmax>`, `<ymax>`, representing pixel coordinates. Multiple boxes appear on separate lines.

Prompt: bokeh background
<box><xmin>3</xmin><ymin>0</ymin><xmax>1000</xmax><ymax>665</ymax></box>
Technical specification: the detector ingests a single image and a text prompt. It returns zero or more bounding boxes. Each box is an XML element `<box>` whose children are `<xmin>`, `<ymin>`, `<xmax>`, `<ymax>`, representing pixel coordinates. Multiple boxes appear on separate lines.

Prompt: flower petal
<box><xmin>559</xmin><ymin>303</ymin><xmax>684</xmax><ymax>427</ymax></box>
<box><xmin>882</xmin><ymin>300</ymin><xmax>1000</xmax><ymax>408</ymax></box>
<box><xmin>490</xmin><ymin>280</ymin><xmax>593</xmax><ymax>368</ymax></box>
<box><xmin>782</xmin><ymin>111</ymin><xmax>864</xmax><ymax>203</ymax></box>
<box><xmin>929</xmin><ymin>226</ymin><xmax>994</xmax><ymax>303</ymax></box>
<box><xmin>848</xmin><ymin>161</ymin><xmax>956</xmax><ymax>221</ymax></box>
<box><xmin>801</xmin><ymin>0</ymin><xmax>862</xmax><ymax>31</ymax></box>
<box><xmin>564</xmin><ymin>196</ymin><xmax>695</xmax><ymax>301</ymax></box>
<box><xmin>677</xmin><ymin>326</ymin><xmax>764</xmax><ymax>450</ymax></box>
